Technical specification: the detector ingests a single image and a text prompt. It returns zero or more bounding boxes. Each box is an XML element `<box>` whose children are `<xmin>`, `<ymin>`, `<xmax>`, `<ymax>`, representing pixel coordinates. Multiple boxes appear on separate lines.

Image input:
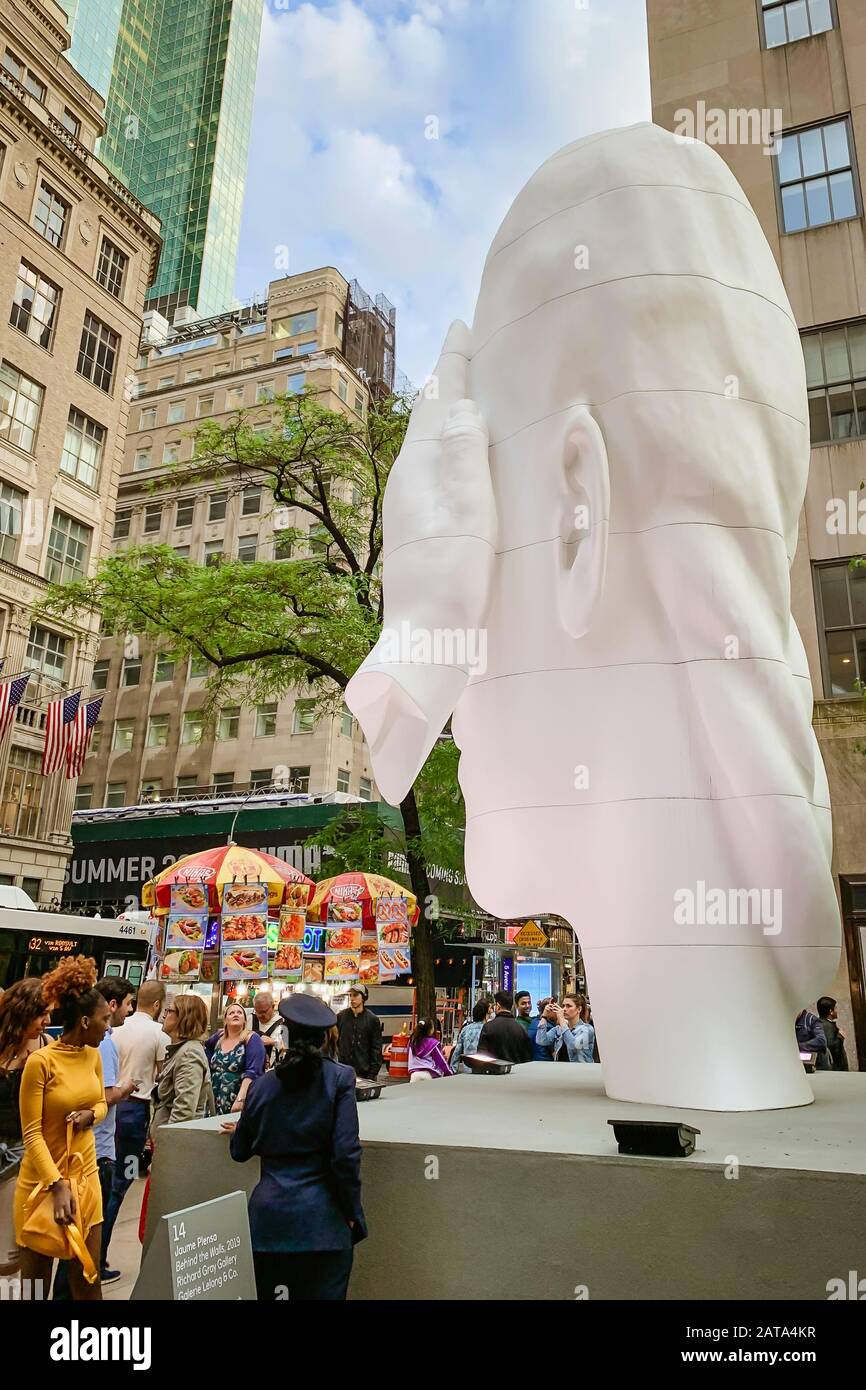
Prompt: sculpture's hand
<box><xmin>346</xmin><ymin>320</ymin><xmax>496</xmax><ymax>805</ymax></box>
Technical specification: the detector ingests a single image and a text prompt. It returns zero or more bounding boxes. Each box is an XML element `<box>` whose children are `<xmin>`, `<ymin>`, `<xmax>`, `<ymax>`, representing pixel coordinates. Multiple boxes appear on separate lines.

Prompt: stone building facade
<box><xmin>0</xmin><ymin>0</ymin><xmax>161</xmax><ymax>903</ymax></box>
<box><xmin>79</xmin><ymin>268</ymin><xmax>385</xmax><ymax>815</ymax></box>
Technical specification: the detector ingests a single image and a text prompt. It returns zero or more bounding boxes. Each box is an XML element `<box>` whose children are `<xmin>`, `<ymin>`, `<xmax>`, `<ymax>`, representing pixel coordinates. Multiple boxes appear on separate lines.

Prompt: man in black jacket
<box><xmin>336</xmin><ymin>985</ymin><xmax>384</xmax><ymax>1079</ymax></box>
<box><xmin>478</xmin><ymin>991</ymin><xmax>534</xmax><ymax>1064</ymax></box>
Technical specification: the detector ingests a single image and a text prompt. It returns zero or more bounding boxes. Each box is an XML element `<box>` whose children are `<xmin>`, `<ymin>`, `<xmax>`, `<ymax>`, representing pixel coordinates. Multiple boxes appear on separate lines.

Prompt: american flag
<box><xmin>42</xmin><ymin>691</ymin><xmax>81</xmax><ymax>775</ymax></box>
<box><xmin>65</xmin><ymin>697</ymin><xmax>104</xmax><ymax>779</ymax></box>
<box><xmin>0</xmin><ymin>673</ymin><xmax>30</xmax><ymax>741</ymax></box>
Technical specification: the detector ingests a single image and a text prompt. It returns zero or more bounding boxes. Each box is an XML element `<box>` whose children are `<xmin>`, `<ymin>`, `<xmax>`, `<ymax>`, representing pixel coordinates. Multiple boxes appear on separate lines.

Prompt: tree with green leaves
<box><xmin>40</xmin><ymin>387</ymin><xmax>463</xmax><ymax>1019</ymax></box>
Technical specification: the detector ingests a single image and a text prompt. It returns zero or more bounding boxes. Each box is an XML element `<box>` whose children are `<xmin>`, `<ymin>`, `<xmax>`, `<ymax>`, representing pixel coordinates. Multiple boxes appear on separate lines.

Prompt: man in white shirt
<box><xmin>101</xmin><ymin>981</ymin><xmax>168</xmax><ymax>1267</ymax></box>
<box><xmin>252</xmin><ymin>990</ymin><xmax>288</xmax><ymax>1068</ymax></box>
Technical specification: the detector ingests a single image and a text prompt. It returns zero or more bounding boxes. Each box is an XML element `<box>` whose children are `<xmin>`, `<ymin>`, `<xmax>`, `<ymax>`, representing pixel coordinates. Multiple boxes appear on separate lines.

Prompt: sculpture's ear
<box><xmin>557</xmin><ymin>407</ymin><xmax>610</xmax><ymax>639</ymax></box>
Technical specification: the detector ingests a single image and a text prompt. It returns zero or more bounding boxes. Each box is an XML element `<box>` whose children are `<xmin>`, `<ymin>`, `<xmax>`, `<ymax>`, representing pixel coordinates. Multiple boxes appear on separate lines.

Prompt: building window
<box><xmin>359</xmin><ymin>776</ymin><xmax>373</xmax><ymax>801</ymax></box>
<box><xmin>255</xmin><ymin>703</ymin><xmax>277</xmax><ymax>737</ymax></box>
<box><xmin>10</xmin><ymin>261</ymin><xmax>60</xmax><ymax>350</ymax></box>
<box><xmin>167</xmin><ymin>400</ymin><xmax>186</xmax><ymax>424</ymax></box>
<box><xmin>45</xmin><ymin>511</ymin><xmax>90</xmax><ymax>583</ymax></box>
<box><xmin>0</xmin><ymin>360</ymin><xmax>43</xmax><ymax>453</ymax></box>
<box><xmin>122</xmin><ymin>656</ymin><xmax>141</xmax><ymax>687</ymax></box>
<box><xmin>113</xmin><ymin>509</ymin><xmax>131</xmax><ymax>540</ymax></box>
<box><xmin>186</xmin><ymin>370</ymin><xmax>202</xmax><ymax>383</ymax></box>
<box><xmin>113</xmin><ymin>718</ymin><xmax>135</xmax><ymax>752</ymax></box>
<box><xmin>33</xmin><ymin>181</ymin><xmax>69</xmax><ymax>249</ymax></box>
<box><xmin>803</xmin><ymin>320</ymin><xmax>866</xmax><ymax>443</ymax></box>
<box><xmin>0</xmin><ymin>479</ymin><xmax>24</xmax><ymax>563</ymax></box>
<box><xmin>162</xmin><ymin>442</ymin><xmax>180</xmax><ymax>465</ymax></box>
<box><xmin>89</xmin><ymin>725</ymin><xmax>102</xmax><ymax>755</ymax></box>
<box><xmin>218</xmin><ymin>706</ymin><xmax>240</xmax><ymax>739</ymax></box>
<box><xmin>62</xmin><ymin>107</ymin><xmax>81</xmax><ymax>139</ymax></box>
<box><xmin>143</xmin><ymin>504</ymin><xmax>162</xmax><ymax>534</ymax></box>
<box><xmin>158</xmin><ymin>375</ymin><xmax>175</xmax><ymax>390</ymax></box>
<box><xmin>106</xmin><ymin>782</ymin><xmax>127</xmax><ymax>808</ymax></box>
<box><xmin>61</xmin><ymin>408</ymin><xmax>105</xmax><ymax>489</ymax></box>
<box><xmin>25</xmin><ymin>625</ymin><xmax>68</xmax><ymax>682</ymax></box>
<box><xmin>226</xmin><ymin>387</ymin><xmax>245</xmax><ymax>410</ymax></box>
<box><xmin>242</xmin><ymin>486</ymin><xmax>261</xmax><ymax>516</ymax></box>
<box><xmin>340</xmin><ymin>706</ymin><xmax>353</xmax><ymax>738</ymax></box>
<box><xmin>250</xmin><ymin>768</ymin><xmax>273</xmax><ymax>789</ymax></box>
<box><xmin>176</xmin><ymin>776</ymin><xmax>198</xmax><ymax>798</ymax></box>
<box><xmin>3</xmin><ymin>49</ymin><xmax>45</xmax><ymax>100</ymax></box>
<box><xmin>146</xmin><ymin>714</ymin><xmax>169</xmax><ymax>747</ymax></box>
<box><xmin>198</xmin><ymin>394</ymin><xmax>214</xmax><ymax>416</ymax></box>
<box><xmin>139</xmin><ymin>407</ymin><xmax>157</xmax><ymax>430</ymax></box>
<box><xmin>815</xmin><ymin>560</ymin><xmax>866</xmax><ymax>695</ymax></box>
<box><xmin>140</xmin><ymin>780</ymin><xmax>162</xmax><ymax>802</ymax></box>
<box><xmin>77</xmin><ymin>311</ymin><xmax>119</xmax><ymax>393</ymax></box>
<box><xmin>175</xmin><ymin>497</ymin><xmax>195</xmax><ymax>528</ymax></box>
<box><xmin>133</xmin><ymin>450</ymin><xmax>152</xmax><ymax>472</ymax></box>
<box><xmin>0</xmin><ymin>746</ymin><xmax>43</xmax><ymax>838</ymax></box>
<box><xmin>181</xmin><ymin>711</ymin><xmax>204</xmax><ymax>744</ymax></box>
<box><xmin>286</xmin><ymin>372</ymin><xmax>306</xmax><ymax>396</ymax></box>
<box><xmin>237</xmin><ymin>534</ymin><xmax>257</xmax><ymax>564</ymax></box>
<box><xmin>189</xmin><ymin>654</ymin><xmax>208</xmax><ymax>679</ymax></box>
<box><xmin>95</xmin><ymin>238</ymin><xmax>128</xmax><ymax>299</ymax></box>
<box><xmin>309</xmin><ymin>526</ymin><xmax>329</xmax><ymax>558</ymax></box>
<box><xmin>289</xmin><ymin>766</ymin><xmax>310</xmax><ymax>793</ymax></box>
<box><xmin>91</xmin><ymin>659</ymin><xmax>109</xmax><ymax>691</ymax></box>
<box><xmin>274</xmin><ymin>347</ymin><xmax>294</xmax><ymax>362</ymax></box>
<box><xmin>242</xmin><ymin>355</ymin><xmax>260</xmax><ymax>370</ymax></box>
<box><xmin>272</xmin><ymin>310</ymin><xmax>317</xmax><ymax>339</ymax></box>
<box><xmin>336</xmin><ymin>768</ymin><xmax>350</xmax><ymax>793</ymax></box>
<box><xmin>155</xmin><ymin>653</ymin><xmax>175</xmax><ymax>682</ymax></box>
<box><xmin>73</xmin><ymin>785</ymin><xmax>93</xmax><ymax>811</ymax></box>
<box><xmin>204</xmin><ymin>540</ymin><xmax>223</xmax><ymax>567</ymax></box>
<box><xmin>274</xmin><ymin>530</ymin><xmax>293</xmax><ymax>561</ymax></box>
<box><xmin>337</xmin><ymin>375</ymin><xmax>348</xmax><ymax>403</ymax></box>
<box><xmin>209</xmin><ymin>492</ymin><xmax>227</xmax><ymax>522</ymax></box>
<box><xmin>354</xmin><ymin>392</ymin><xmax>365</xmax><ymax>417</ymax></box>
<box><xmin>776</xmin><ymin>119</ymin><xmax>858</xmax><ymax>233</ymax></box>
<box><xmin>297</xmin><ymin>340</ymin><xmax>318</xmax><ymax>357</ymax></box>
<box><xmin>212</xmin><ymin>772</ymin><xmax>235</xmax><ymax>790</ymax></box>
<box><xmin>760</xmin><ymin>0</ymin><xmax>834</xmax><ymax>49</ymax></box>
<box><xmin>256</xmin><ymin>382</ymin><xmax>274</xmax><ymax>404</ymax></box>
<box><xmin>292</xmin><ymin>699</ymin><xmax>316</xmax><ymax>735</ymax></box>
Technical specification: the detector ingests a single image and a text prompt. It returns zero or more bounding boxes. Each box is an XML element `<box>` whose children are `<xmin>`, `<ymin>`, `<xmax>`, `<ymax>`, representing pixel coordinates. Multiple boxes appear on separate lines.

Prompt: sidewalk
<box><xmin>102</xmin><ymin>1176</ymin><xmax>146</xmax><ymax>1301</ymax></box>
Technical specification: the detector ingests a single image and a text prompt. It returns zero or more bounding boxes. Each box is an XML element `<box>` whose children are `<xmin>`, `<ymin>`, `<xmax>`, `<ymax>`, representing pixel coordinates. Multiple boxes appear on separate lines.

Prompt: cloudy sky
<box><xmin>235</xmin><ymin>0</ymin><xmax>651</xmax><ymax>385</ymax></box>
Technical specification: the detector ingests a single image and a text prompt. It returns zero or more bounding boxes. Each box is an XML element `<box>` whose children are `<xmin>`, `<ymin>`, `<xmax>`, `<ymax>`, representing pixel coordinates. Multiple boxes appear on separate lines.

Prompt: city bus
<box><xmin>0</xmin><ymin>909</ymin><xmax>153</xmax><ymax>992</ymax></box>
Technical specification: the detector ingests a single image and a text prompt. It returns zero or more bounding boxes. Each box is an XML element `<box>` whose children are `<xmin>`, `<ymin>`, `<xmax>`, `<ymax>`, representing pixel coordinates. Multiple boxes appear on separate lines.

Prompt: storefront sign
<box><xmin>132</xmin><ymin>1191</ymin><xmax>256</xmax><ymax>1302</ymax></box>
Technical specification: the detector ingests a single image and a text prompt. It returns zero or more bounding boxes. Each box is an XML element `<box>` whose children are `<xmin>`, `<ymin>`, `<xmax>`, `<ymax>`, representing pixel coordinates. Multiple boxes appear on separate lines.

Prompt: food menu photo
<box><xmin>165</xmin><ymin>915</ymin><xmax>207</xmax><ymax>949</ymax></box>
<box><xmin>170</xmin><ymin>882</ymin><xmax>209</xmax><ymax>915</ymax></box>
<box><xmin>160</xmin><ymin>949</ymin><xmax>202</xmax><ymax>981</ymax></box>
<box><xmin>219</xmin><ymin>944</ymin><xmax>269</xmax><ymax>981</ymax></box>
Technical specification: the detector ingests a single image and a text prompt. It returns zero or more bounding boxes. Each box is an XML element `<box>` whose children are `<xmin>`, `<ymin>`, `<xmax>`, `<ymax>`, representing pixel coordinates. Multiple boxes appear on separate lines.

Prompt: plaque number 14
<box><xmin>171</xmin><ymin>1223</ymin><xmax>186</xmax><ymax>1241</ymax></box>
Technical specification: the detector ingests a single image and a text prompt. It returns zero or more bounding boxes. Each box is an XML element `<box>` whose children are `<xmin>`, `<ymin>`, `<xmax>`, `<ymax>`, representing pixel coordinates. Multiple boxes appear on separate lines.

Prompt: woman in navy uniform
<box><xmin>228</xmin><ymin>993</ymin><xmax>366</xmax><ymax>1301</ymax></box>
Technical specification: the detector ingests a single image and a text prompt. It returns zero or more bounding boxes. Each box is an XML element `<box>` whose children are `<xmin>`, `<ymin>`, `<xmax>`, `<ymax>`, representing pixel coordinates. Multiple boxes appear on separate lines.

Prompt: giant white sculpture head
<box><xmin>347</xmin><ymin>123</ymin><xmax>841</xmax><ymax>1111</ymax></box>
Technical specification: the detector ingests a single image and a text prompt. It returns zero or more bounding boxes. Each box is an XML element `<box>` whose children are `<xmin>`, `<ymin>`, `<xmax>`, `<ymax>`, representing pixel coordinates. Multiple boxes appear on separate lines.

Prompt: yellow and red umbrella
<box><xmin>142</xmin><ymin>844</ymin><xmax>315</xmax><ymax>916</ymax></box>
<box><xmin>307</xmin><ymin>871</ymin><xmax>419</xmax><ymax>930</ymax></box>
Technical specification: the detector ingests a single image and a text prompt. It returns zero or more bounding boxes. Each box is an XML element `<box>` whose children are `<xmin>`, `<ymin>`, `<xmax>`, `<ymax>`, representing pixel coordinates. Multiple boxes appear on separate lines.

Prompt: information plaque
<box><xmin>132</xmin><ymin>1190</ymin><xmax>256</xmax><ymax>1301</ymax></box>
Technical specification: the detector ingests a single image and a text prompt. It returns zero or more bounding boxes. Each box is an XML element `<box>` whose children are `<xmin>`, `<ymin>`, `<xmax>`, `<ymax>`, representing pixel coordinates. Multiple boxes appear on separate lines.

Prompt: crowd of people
<box><xmin>0</xmin><ymin>960</ymin><xmax>852</xmax><ymax>1304</ymax></box>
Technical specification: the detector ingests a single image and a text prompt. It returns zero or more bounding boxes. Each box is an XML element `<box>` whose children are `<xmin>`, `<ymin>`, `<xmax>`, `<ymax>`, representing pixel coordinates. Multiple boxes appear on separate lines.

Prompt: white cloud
<box><xmin>236</xmin><ymin>0</ymin><xmax>651</xmax><ymax>383</ymax></box>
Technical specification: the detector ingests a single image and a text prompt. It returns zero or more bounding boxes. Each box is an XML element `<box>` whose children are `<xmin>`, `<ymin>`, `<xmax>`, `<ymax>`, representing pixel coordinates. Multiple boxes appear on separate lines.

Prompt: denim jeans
<box><xmin>101</xmin><ymin>1098</ymin><xmax>150</xmax><ymax>1265</ymax></box>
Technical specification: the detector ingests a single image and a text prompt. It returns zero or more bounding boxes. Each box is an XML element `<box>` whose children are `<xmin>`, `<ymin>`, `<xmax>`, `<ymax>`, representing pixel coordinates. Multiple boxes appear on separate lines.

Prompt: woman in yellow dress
<box><xmin>14</xmin><ymin>956</ymin><xmax>111</xmax><ymax>1300</ymax></box>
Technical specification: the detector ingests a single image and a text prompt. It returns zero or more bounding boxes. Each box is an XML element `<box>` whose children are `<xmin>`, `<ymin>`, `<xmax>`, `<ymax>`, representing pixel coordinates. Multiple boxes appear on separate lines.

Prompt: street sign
<box><xmin>132</xmin><ymin>1190</ymin><xmax>256</xmax><ymax>1301</ymax></box>
<box><xmin>513</xmin><ymin>920</ymin><xmax>548</xmax><ymax>949</ymax></box>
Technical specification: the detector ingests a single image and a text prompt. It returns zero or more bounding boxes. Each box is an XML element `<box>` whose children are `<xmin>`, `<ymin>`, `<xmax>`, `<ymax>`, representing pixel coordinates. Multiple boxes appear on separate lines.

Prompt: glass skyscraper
<box><xmin>66</xmin><ymin>0</ymin><xmax>264</xmax><ymax>319</ymax></box>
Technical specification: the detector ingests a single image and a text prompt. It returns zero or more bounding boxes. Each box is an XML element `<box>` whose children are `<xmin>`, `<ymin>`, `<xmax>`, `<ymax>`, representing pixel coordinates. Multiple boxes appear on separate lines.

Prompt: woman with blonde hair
<box><xmin>151</xmin><ymin>995</ymin><xmax>214</xmax><ymax>1134</ymax></box>
<box><xmin>205</xmin><ymin>1001</ymin><xmax>265</xmax><ymax>1114</ymax></box>
<box><xmin>14</xmin><ymin>956</ymin><xmax>111</xmax><ymax>1299</ymax></box>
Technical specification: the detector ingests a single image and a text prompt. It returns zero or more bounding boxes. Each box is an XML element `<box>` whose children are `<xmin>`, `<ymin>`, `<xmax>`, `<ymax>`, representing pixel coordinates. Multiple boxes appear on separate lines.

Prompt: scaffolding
<box><xmin>343</xmin><ymin>279</ymin><xmax>397</xmax><ymax>398</ymax></box>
